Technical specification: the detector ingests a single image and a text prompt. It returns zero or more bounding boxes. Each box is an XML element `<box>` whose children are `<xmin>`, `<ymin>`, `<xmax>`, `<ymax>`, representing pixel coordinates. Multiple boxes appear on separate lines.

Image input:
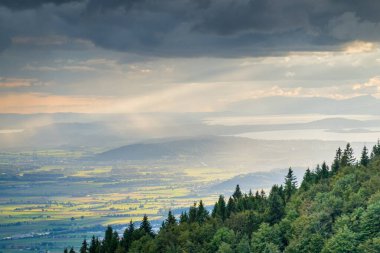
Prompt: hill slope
<box><xmin>73</xmin><ymin>141</ymin><xmax>380</xmax><ymax>253</ymax></box>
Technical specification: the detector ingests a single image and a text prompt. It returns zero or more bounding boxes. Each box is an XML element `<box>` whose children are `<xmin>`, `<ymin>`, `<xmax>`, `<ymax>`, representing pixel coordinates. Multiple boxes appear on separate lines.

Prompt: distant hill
<box><xmin>226</xmin><ymin>95</ymin><xmax>380</xmax><ymax>115</ymax></box>
<box><xmin>95</xmin><ymin>136</ymin><xmax>369</xmax><ymax>171</ymax></box>
<box><xmin>1</xmin><ymin>106</ymin><xmax>380</xmax><ymax>150</ymax></box>
<box><xmin>207</xmin><ymin>167</ymin><xmax>306</xmax><ymax>194</ymax></box>
<box><xmin>96</xmin><ymin>136</ymin><xmax>255</xmax><ymax>160</ymax></box>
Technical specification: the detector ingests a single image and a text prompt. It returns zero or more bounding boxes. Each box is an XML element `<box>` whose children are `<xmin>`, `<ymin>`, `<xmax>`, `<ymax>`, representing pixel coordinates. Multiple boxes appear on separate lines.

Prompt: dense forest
<box><xmin>66</xmin><ymin>141</ymin><xmax>380</xmax><ymax>253</ymax></box>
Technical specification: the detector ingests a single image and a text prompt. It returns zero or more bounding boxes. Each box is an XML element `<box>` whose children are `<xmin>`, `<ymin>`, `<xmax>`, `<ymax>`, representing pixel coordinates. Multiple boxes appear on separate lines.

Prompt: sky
<box><xmin>1</xmin><ymin>0</ymin><xmax>380</xmax><ymax>114</ymax></box>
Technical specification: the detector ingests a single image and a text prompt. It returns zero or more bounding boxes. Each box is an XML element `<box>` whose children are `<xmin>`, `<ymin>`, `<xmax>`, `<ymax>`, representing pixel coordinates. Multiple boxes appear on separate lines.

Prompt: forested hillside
<box><xmin>67</xmin><ymin>141</ymin><xmax>380</xmax><ymax>253</ymax></box>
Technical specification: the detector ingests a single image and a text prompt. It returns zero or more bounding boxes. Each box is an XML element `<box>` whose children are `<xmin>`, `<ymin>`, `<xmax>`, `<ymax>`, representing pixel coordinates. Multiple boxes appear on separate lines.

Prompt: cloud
<box><xmin>11</xmin><ymin>35</ymin><xmax>94</xmax><ymax>50</ymax></box>
<box><xmin>285</xmin><ymin>71</ymin><xmax>296</xmax><ymax>78</ymax></box>
<box><xmin>343</xmin><ymin>41</ymin><xmax>377</xmax><ymax>54</ymax></box>
<box><xmin>0</xmin><ymin>0</ymin><xmax>81</xmax><ymax>10</ymax></box>
<box><xmin>1</xmin><ymin>0</ymin><xmax>380</xmax><ymax>57</ymax></box>
<box><xmin>1</xmin><ymin>0</ymin><xmax>380</xmax><ymax>116</ymax></box>
<box><xmin>23</xmin><ymin>58</ymin><xmax>121</xmax><ymax>73</ymax></box>
<box><xmin>352</xmin><ymin>77</ymin><xmax>380</xmax><ymax>94</ymax></box>
<box><xmin>0</xmin><ymin>83</ymin><xmax>222</xmax><ymax>113</ymax></box>
<box><xmin>0</xmin><ymin>77</ymin><xmax>47</xmax><ymax>88</ymax></box>
<box><xmin>0</xmin><ymin>93</ymin><xmax>108</xmax><ymax>113</ymax></box>
<box><xmin>328</xmin><ymin>12</ymin><xmax>380</xmax><ymax>41</ymax></box>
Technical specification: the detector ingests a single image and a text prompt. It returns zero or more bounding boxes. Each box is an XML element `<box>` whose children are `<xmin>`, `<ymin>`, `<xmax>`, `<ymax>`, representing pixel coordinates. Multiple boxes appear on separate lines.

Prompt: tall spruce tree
<box><xmin>315</xmin><ymin>164</ymin><xmax>321</xmax><ymax>177</ymax></box>
<box><xmin>110</xmin><ymin>231</ymin><xmax>119</xmax><ymax>253</ymax></box>
<box><xmin>179</xmin><ymin>211</ymin><xmax>189</xmax><ymax>223</ymax></box>
<box><xmin>258</xmin><ymin>190</ymin><xmax>267</xmax><ymax>212</ymax></box>
<box><xmin>371</xmin><ymin>140</ymin><xmax>380</xmax><ymax>159</ymax></box>
<box><xmin>165</xmin><ymin>210</ymin><xmax>177</xmax><ymax>227</ymax></box>
<box><xmin>320</xmin><ymin>161</ymin><xmax>329</xmax><ymax>179</ymax></box>
<box><xmin>122</xmin><ymin>220</ymin><xmax>134</xmax><ymax>252</ymax></box>
<box><xmin>211</xmin><ymin>202</ymin><xmax>218</xmax><ymax>218</ymax></box>
<box><xmin>80</xmin><ymin>239</ymin><xmax>88</xmax><ymax>253</ymax></box>
<box><xmin>267</xmin><ymin>185</ymin><xmax>285</xmax><ymax>224</ymax></box>
<box><xmin>360</xmin><ymin>146</ymin><xmax>370</xmax><ymax>167</ymax></box>
<box><xmin>226</xmin><ymin>197</ymin><xmax>236</xmax><ymax>218</ymax></box>
<box><xmin>212</xmin><ymin>195</ymin><xmax>227</xmax><ymax>221</ymax></box>
<box><xmin>89</xmin><ymin>236</ymin><xmax>97</xmax><ymax>253</ymax></box>
<box><xmin>188</xmin><ymin>202</ymin><xmax>197</xmax><ymax>223</ymax></box>
<box><xmin>232</xmin><ymin>184</ymin><xmax>243</xmax><ymax>199</ymax></box>
<box><xmin>332</xmin><ymin>147</ymin><xmax>342</xmax><ymax>173</ymax></box>
<box><xmin>140</xmin><ymin>214</ymin><xmax>154</xmax><ymax>237</ymax></box>
<box><xmin>300</xmin><ymin>168</ymin><xmax>313</xmax><ymax>190</ymax></box>
<box><xmin>103</xmin><ymin>225</ymin><xmax>113</xmax><ymax>253</ymax></box>
<box><xmin>284</xmin><ymin>168</ymin><xmax>297</xmax><ymax>202</ymax></box>
<box><xmin>341</xmin><ymin>143</ymin><xmax>355</xmax><ymax>166</ymax></box>
<box><xmin>196</xmin><ymin>200</ymin><xmax>209</xmax><ymax>224</ymax></box>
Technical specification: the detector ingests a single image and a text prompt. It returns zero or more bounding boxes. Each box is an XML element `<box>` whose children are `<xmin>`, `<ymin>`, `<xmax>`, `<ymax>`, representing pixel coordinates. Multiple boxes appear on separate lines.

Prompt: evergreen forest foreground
<box><xmin>69</xmin><ymin>142</ymin><xmax>380</xmax><ymax>253</ymax></box>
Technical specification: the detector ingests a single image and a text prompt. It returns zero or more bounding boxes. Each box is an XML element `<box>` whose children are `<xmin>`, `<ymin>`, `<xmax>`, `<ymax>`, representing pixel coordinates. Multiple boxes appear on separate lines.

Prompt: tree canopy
<box><xmin>67</xmin><ymin>142</ymin><xmax>380</xmax><ymax>253</ymax></box>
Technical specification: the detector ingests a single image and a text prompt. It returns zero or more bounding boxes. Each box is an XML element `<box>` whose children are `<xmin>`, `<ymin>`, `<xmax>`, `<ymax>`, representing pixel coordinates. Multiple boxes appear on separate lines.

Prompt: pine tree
<box><xmin>95</xmin><ymin>238</ymin><xmax>100</xmax><ymax>253</ymax></box>
<box><xmin>247</xmin><ymin>190</ymin><xmax>255</xmax><ymax>210</ymax></box>
<box><xmin>64</xmin><ymin>248</ymin><xmax>68</xmax><ymax>253</ymax></box>
<box><xmin>188</xmin><ymin>202</ymin><xmax>197</xmax><ymax>223</ymax></box>
<box><xmin>226</xmin><ymin>197</ymin><xmax>236</xmax><ymax>218</ymax></box>
<box><xmin>260</xmin><ymin>189</ymin><xmax>266</xmax><ymax>198</ymax></box>
<box><xmin>89</xmin><ymin>236</ymin><xmax>97</xmax><ymax>253</ymax></box>
<box><xmin>110</xmin><ymin>231</ymin><xmax>119</xmax><ymax>253</ymax></box>
<box><xmin>360</xmin><ymin>146</ymin><xmax>370</xmax><ymax>167</ymax></box>
<box><xmin>121</xmin><ymin>220</ymin><xmax>134</xmax><ymax>252</ymax></box>
<box><xmin>336</xmin><ymin>147</ymin><xmax>342</xmax><ymax>160</ymax></box>
<box><xmin>267</xmin><ymin>185</ymin><xmax>285</xmax><ymax>224</ymax></box>
<box><xmin>315</xmin><ymin>164</ymin><xmax>321</xmax><ymax>177</ymax></box>
<box><xmin>160</xmin><ymin>221</ymin><xmax>165</xmax><ymax>230</ymax></box>
<box><xmin>211</xmin><ymin>202</ymin><xmax>218</xmax><ymax>218</ymax></box>
<box><xmin>236</xmin><ymin>194</ymin><xmax>246</xmax><ymax>211</ymax></box>
<box><xmin>196</xmin><ymin>200</ymin><xmax>209</xmax><ymax>224</ymax></box>
<box><xmin>232</xmin><ymin>185</ymin><xmax>243</xmax><ymax>199</ymax></box>
<box><xmin>371</xmin><ymin>139</ymin><xmax>380</xmax><ymax>158</ymax></box>
<box><xmin>140</xmin><ymin>214</ymin><xmax>154</xmax><ymax>237</ymax></box>
<box><xmin>303</xmin><ymin>168</ymin><xmax>312</xmax><ymax>182</ymax></box>
<box><xmin>80</xmin><ymin>239</ymin><xmax>88</xmax><ymax>253</ymax></box>
<box><xmin>258</xmin><ymin>190</ymin><xmax>267</xmax><ymax>212</ymax></box>
<box><xmin>165</xmin><ymin>210</ymin><xmax>177</xmax><ymax>227</ymax></box>
<box><xmin>89</xmin><ymin>237</ymin><xmax>100</xmax><ymax>253</ymax></box>
<box><xmin>103</xmin><ymin>225</ymin><xmax>113</xmax><ymax>253</ymax></box>
<box><xmin>255</xmin><ymin>190</ymin><xmax>260</xmax><ymax>198</ymax></box>
<box><xmin>278</xmin><ymin>185</ymin><xmax>285</xmax><ymax>202</ymax></box>
<box><xmin>179</xmin><ymin>211</ymin><xmax>189</xmax><ymax>223</ymax></box>
<box><xmin>212</xmin><ymin>195</ymin><xmax>227</xmax><ymax>221</ymax></box>
<box><xmin>284</xmin><ymin>168</ymin><xmax>297</xmax><ymax>202</ymax></box>
<box><xmin>69</xmin><ymin>247</ymin><xmax>76</xmax><ymax>253</ymax></box>
<box><xmin>332</xmin><ymin>147</ymin><xmax>342</xmax><ymax>174</ymax></box>
<box><xmin>320</xmin><ymin>161</ymin><xmax>329</xmax><ymax>179</ymax></box>
<box><xmin>341</xmin><ymin>143</ymin><xmax>355</xmax><ymax>167</ymax></box>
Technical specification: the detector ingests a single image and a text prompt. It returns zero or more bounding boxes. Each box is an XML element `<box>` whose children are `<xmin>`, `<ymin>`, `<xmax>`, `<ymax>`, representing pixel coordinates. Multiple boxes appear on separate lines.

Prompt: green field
<box><xmin>0</xmin><ymin>150</ymin><xmax>239</xmax><ymax>252</ymax></box>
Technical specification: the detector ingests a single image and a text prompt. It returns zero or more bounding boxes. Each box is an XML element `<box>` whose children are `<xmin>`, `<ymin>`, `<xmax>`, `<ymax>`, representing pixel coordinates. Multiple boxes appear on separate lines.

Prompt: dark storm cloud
<box><xmin>0</xmin><ymin>0</ymin><xmax>82</xmax><ymax>10</ymax></box>
<box><xmin>1</xmin><ymin>0</ymin><xmax>380</xmax><ymax>57</ymax></box>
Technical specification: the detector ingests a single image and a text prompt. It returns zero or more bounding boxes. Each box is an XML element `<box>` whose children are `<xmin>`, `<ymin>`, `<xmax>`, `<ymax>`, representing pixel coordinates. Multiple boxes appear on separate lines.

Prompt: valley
<box><xmin>0</xmin><ymin>136</ymin><xmax>373</xmax><ymax>252</ymax></box>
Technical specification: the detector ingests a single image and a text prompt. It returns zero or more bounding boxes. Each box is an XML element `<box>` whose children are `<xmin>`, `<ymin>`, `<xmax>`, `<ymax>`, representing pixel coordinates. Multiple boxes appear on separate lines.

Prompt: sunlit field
<box><xmin>0</xmin><ymin>150</ymin><xmax>240</xmax><ymax>252</ymax></box>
